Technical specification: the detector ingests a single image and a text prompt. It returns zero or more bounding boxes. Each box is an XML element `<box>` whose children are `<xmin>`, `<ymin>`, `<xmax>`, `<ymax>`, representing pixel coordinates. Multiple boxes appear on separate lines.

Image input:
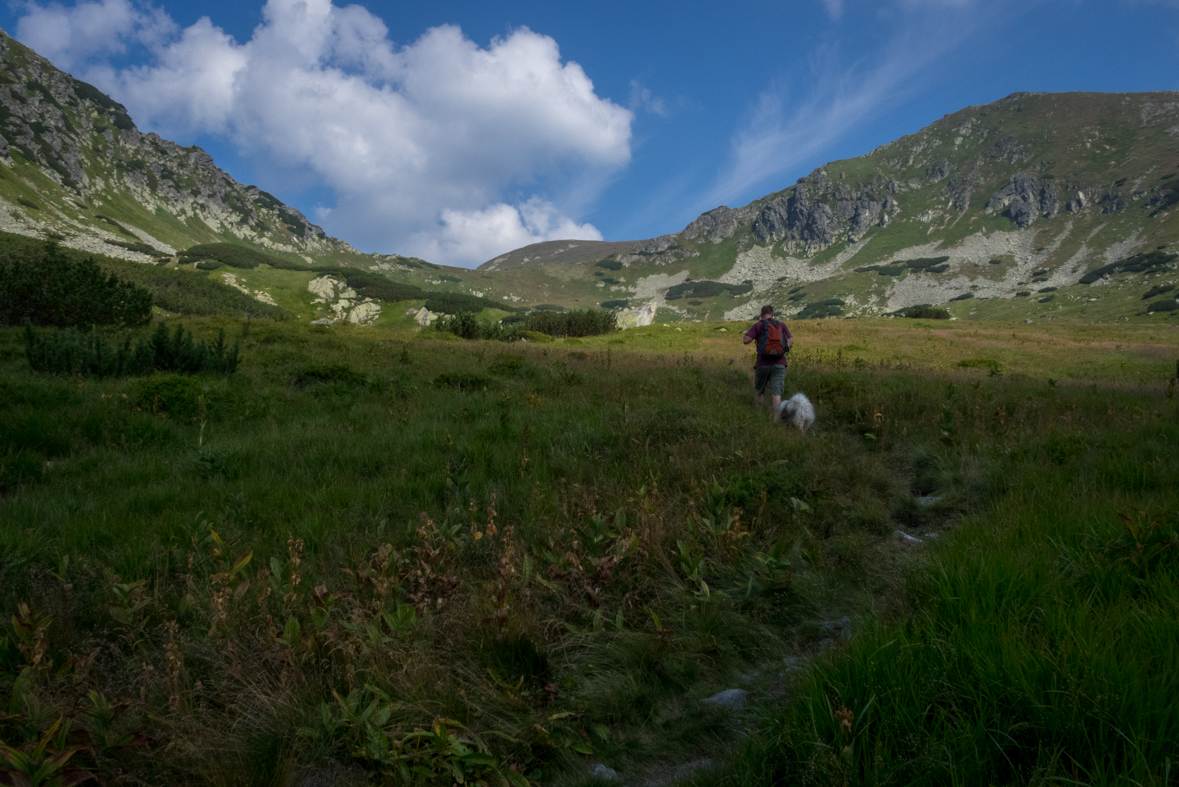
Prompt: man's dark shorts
<box><xmin>754</xmin><ymin>365</ymin><xmax>786</xmax><ymax>397</ymax></box>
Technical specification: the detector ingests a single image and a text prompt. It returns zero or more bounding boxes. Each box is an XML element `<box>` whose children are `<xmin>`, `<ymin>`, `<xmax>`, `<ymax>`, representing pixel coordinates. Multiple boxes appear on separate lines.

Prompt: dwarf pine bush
<box><xmin>25</xmin><ymin>322</ymin><xmax>240</xmax><ymax>377</ymax></box>
<box><xmin>0</xmin><ymin>241</ymin><xmax>152</xmax><ymax>328</ymax></box>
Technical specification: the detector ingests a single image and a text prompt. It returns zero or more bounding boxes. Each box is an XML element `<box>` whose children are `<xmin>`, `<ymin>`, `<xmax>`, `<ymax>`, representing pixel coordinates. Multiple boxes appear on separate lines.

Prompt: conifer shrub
<box><xmin>665</xmin><ymin>280</ymin><xmax>753</xmax><ymax>300</ymax></box>
<box><xmin>25</xmin><ymin>322</ymin><xmax>240</xmax><ymax>377</ymax></box>
<box><xmin>595</xmin><ymin>259</ymin><xmax>623</xmax><ymax>271</ymax></box>
<box><xmin>1143</xmin><ymin>284</ymin><xmax>1174</xmax><ymax>300</ymax></box>
<box><xmin>950</xmin><ymin>293</ymin><xmax>974</xmax><ymax>301</ymax></box>
<box><xmin>1039</xmin><ymin>294</ymin><xmax>1056</xmax><ymax>303</ymax></box>
<box><xmin>1080</xmin><ymin>251</ymin><xmax>1177</xmax><ymax>284</ymax></box>
<box><xmin>798</xmin><ymin>299</ymin><xmax>845</xmax><ymax>319</ymax></box>
<box><xmin>600</xmin><ymin>300</ymin><xmax>629</xmax><ymax>310</ymax></box>
<box><xmin>178</xmin><ymin>243</ymin><xmax>287</xmax><ymax>270</ymax></box>
<box><xmin>0</xmin><ymin>241</ymin><xmax>152</xmax><ymax>328</ymax></box>
<box><xmin>1147</xmin><ymin>299</ymin><xmax>1178</xmax><ymax>312</ymax></box>
<box><xmin>903</xmin><ymin>306</ymin><xmax>950</xmax><ymax>319</ymax></box>
<box><xmin>423</xmin><ymin>292</ymin><xmax>511</xmax><ymax>315</ymax></box>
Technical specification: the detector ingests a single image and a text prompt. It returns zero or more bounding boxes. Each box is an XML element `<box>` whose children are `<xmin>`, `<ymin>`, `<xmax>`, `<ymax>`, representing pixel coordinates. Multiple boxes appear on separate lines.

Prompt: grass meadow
<box><xmin>0</xmin><ymin>316</ymin><xmax>1177</xmax><ymax>786</ymax></box>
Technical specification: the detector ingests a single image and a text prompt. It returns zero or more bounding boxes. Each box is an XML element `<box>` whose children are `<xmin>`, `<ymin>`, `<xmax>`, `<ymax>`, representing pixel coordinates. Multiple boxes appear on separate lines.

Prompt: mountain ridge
<box><xmin>0</xmin><ymin>23</ymin><xmax>1175</xmax><ymax>327</ymax></box>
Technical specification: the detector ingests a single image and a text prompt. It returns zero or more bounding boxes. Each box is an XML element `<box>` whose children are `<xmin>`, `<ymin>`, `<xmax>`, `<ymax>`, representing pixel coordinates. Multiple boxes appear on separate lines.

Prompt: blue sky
<box><xmin>3</xmin><ymin>0</ymin><xmax>1178</xmax><ymax>266</ymax></box>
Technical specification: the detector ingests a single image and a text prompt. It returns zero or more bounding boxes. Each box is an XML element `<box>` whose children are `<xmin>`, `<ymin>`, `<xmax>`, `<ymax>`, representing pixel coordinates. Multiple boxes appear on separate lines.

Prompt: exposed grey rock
<box><xmin>916</xmin><ymin>496</ymin><xmax>942</xmax><ymax>506</ymax></box>
<box><xmin>701</xmin><ymin>688</ymin><xmax>747</xmax><ymax>709</ymax></box>
<box><xmin>681</xmin><ymin>206</ymin><xmax>739</xmax><ymax>241</ymax></box>
<box><xmin>894</xmin><ymin>530</ymin><xmax>924</xmax><ymax>546</ymax></box>
<box><xmin>943</xmin><ymin>169</ymin><xmax>981</xmax><ymax>212</ymax></box>
<box><xmin>1100</xmin><ymin>192</ymin><xmax>1127</xmax><ymax>214</ymax></box>
<box><xmin>990</xmin><ymin>135</ymin><xmax>1027</xmax><ymax>163</ymax></box>
<box><xmin>590</xmin><ymin>763</ymin><xmax>619</xmax><ymax>781</ymax></box>
<box><xmin>819</xmin><ymin>616</ymin><xmax>853</xmax><ymax>639</ymax></box>
<box><xmin>986</xmin><ymin>172</ymin><xmax>1058</xmax><ymax>227</ymax></box>
<box><xmin>629</xmin><ymin>234</ymin><xmax>678</xmax><ymax>255</ymax></box>
<box><xmin>926</xmin><ymin>159</ymin><xmax>951</xmax><ymax>182</ymax></box>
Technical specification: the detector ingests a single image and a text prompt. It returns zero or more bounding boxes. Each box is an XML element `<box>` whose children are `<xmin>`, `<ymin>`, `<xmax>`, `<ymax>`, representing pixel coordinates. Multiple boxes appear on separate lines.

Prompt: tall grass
<box><xmin>0</xmin><ymin>318</ymin><xmax>1175</xmax><ymax>785</ymax></box>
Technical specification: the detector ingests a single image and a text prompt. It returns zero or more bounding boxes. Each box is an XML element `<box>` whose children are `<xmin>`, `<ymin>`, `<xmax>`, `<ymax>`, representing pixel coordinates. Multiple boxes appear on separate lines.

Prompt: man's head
<box><xmin>760</xmin><ymin>305</ymin><xmax>774</xmax><ymax>318</ymax></box>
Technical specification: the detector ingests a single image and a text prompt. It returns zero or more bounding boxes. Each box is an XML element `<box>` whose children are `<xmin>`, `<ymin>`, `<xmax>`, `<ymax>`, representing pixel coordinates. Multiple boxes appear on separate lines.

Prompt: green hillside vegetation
<box><xmin>0</xmin><ymin>240</ymin><xmax>152</xmax><ymax>328</ymax></box>
<box><xmin>0</xmin><ymin>317</ymin><xmax>1175</xmax><ymax>785</ymax></box>
<box><xmin>178</xmin><ymin>243</ymin><xmax>292</xmax><ymax>270</ymax></box>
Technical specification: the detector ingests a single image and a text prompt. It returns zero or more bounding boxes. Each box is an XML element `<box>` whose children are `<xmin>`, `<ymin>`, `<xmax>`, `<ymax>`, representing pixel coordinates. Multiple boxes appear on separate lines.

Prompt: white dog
<box><xmin>778</xmin><ymin>393</ymin><xmax>815</xmax><ymax>432</ymax></box>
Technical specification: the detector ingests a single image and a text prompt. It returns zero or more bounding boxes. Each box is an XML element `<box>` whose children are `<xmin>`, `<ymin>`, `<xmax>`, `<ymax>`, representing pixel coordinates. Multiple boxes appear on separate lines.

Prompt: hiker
<box><xmin>742</xmin><ymin>304</ymin><xmax>793</xmax><ymax>422</ymax></box>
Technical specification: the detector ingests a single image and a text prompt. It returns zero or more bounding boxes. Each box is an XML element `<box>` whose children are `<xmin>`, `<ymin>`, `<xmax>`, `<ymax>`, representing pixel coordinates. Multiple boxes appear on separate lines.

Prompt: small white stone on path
<box><xmin>701</xmin><ymin>688</ymin><xmax>747</xmax><ymax>709</ymax></box>
<box><xmin>590</xmin><ymin>763</ymin><xmax>618</xmax><ymax>781</ymax></box>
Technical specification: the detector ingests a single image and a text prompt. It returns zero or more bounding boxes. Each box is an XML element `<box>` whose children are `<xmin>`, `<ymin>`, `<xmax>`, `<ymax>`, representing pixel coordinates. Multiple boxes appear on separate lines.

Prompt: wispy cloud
<box><xmin>705</xmin><ymin>4</ymin><xmax>991</xmax><ymax>210</ymax></box>
<box><xmin>821</xmin><ymin>0</ymin><xmax>845</xmax><ymax>20</ymax></box>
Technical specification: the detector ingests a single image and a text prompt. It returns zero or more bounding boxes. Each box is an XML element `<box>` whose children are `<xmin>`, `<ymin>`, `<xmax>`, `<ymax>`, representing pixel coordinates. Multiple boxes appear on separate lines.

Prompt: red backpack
<box><xmin>757</xmin><ymin>319</ymin><xmax>788</xmax><ymax>359</ymax></box>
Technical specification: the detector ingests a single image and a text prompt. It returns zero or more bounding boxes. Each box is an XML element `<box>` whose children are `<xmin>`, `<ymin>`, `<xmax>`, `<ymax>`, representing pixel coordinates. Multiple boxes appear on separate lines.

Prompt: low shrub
<box><xmin>1146</xmin><ymin>299</ymin><xmax>1179</xmax><ymax>312</ymax></box>
<box><xmin>1039</xmin><ymin>286</ymin><xmax>1057</xmax><ymax>293</ymax></box>
<box><xmin>0</xmin><ymin>240</ymin><xmax>152</xmax><ymax>328</ymax></box>
<box><xmin>1080</xmin><ymin>251</ymin><xmax>1177</xmax><ymax>284</ymax></box>
<box><xmin>424</xmin><ymin>292</ymin><xmax>511</xmax><ymax>315</ymax></box>
<box><xmin>600</xmin><ymin>300</ymin><xmax>629</xmax><ymax>310</ymax></box>
<box><xmin>178</xmin><ymin>243</ymin><xmax>289</xmax><ymax>270</ymax></box>
<box><xmin>904</xmin><ymin>306</ymin><xmax>950</xmax><ymax>319</ymax></box>
<box><xmin>665</xmin><ymin>280</ymin><xmax>753</xmax><ymax>300</ymax></box>
<box><xmin>25</xmin><ymin>322</ymin><xmax>240</xmax><ymax>377</ymax></box>
<box><xmin>1143</xmin><ymin>284</ymin><xmax>1174</xmax><ymax>300</ymax></box>
<box><xmin>517</xmin><ymin>309</ymin><xmax>617</xmax><ymax>337</ymax></box>
<box><xmin>595</xmin><ymin>259</ymin><xmax>623</xmax><ymax>271</ymax></box>
<box><xmin>1039</xmin><ymin>294</ymin><xmax>1056</xmax><ymax>303</ymax></box>
<box><xmin>949</xmin><ymin>293</ymin><xmax>974</xmax><ymax>302</ymax></box>
<box><xmin>798</xmin><ymin>299</ymin><xmax>845</xmax><ymax>319</ymax></box>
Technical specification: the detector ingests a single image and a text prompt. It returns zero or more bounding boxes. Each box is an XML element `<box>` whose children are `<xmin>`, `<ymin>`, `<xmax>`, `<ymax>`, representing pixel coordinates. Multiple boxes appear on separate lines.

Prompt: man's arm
<box><xmin>742</xmin><ymin>333</ymin><xmax>753</xmax><ymax>345</ymax></box>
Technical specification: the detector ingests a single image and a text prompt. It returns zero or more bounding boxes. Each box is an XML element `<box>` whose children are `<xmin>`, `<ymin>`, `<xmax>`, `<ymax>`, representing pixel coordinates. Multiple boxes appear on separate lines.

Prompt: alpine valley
<box><xmin>1</xmin><ymin>27</ymin><xmax>1177</xmax><ymax>327</ymax></box>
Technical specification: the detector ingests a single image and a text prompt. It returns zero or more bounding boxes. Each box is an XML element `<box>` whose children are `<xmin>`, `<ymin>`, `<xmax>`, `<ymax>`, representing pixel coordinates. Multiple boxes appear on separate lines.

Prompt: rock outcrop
<box><xmin>985</xmin><ymin>172</ymin><xmax>1059</xmax><ymax>228</ymax></box>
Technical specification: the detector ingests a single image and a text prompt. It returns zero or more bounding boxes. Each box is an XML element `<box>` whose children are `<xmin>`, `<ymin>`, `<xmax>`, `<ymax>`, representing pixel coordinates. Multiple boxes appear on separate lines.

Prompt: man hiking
<box><xmin>742</xmin><ymin>304</ymin><xmax>793</xmax><ymax>422</ymax></box>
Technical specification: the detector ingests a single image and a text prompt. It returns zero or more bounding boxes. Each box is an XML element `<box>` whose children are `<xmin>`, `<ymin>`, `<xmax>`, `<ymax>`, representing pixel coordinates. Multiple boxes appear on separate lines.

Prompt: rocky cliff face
<box><xmin>0</xmin><ymin>29</ymin><xmax>356</xmax><ymax>262</ymax></box>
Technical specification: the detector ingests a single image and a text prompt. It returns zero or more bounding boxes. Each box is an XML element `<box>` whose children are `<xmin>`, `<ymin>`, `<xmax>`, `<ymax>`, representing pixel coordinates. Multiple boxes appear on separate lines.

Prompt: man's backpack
<box><xmin>756</xmin><ymin>319</ymin><xmax>788</xmax><ymax>359</ymax></box>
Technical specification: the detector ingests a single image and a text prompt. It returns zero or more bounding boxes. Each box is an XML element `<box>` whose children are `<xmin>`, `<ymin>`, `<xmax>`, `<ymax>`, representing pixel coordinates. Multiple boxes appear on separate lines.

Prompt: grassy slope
<box><xmin>0</xmin><ymin>316</ymin><xmax>1176</xmax><ymax>785</ymax></box>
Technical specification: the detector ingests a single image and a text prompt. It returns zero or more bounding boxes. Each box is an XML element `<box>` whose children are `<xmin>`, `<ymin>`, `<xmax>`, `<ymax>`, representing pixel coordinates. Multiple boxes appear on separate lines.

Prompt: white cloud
<box><xmin>821</xmin><ymin>0</ymin><xmax>845</xmax><ymax>20</ymax></box>
<box><xmin>15</xmin><ymin>0</ymin><xmax>632</xmax><ymax>266</ymax></box>
<box><xmin>419</xmin><ymin>197</ymin><xmax>603</xmax><ymax>265</ymax></box>
<box><xmin>15</xmin><ymin>0</ymin><xmax>175</xmax><ymax>72</ymax></box>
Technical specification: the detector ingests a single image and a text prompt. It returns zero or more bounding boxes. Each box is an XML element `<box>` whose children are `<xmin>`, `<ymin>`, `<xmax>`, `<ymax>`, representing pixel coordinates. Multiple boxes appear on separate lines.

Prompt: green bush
<box><xmin>1080</xmin><ymin>251</ymin><xmax>1177</xmax><ymax>284</ymax></box>
<box><xmin>25</xmin><ymin>322</ymin><xmax>240</xmax><ymax>377</ymax></box>
<box><xmin>665</xmin><ymin>280</ymin><xmax>753</xmax><ymax>300</ymax></box>
<box><xmin>1147</xmin><ymin>299</ymin><xmax>1178</xmax><ymax>312</ymax></box>
<box><xmin>600</xmin><ymin>299</ymin><xmax>629</xmax><ymax>310</ymax></box>
<box><xmin>0</xmin><ymin>240</ymin><xmax>152</xmax><ymax>328</ymax></box>
<box><xmin>1039</xmin><ymin>294</ymin><xmax>1056</xmax><ymax>303</ymax></box>
<box><xmin>518</xmin><ymin>309</ymin><xmax>617</xmax><ymax>337</ymax></box>
<box><xmin>178</xmin><ymin>243</ymin><xmax>288</xmax><ymax>270</ymax></box>
<box><xmin>949</xmin><ymin>293</ymin><xmax>974</xmax><ymax>301</ymax></box>
<box><xmin>1143</xmin><ymin>284</ymin><xmax>1174</xmax><ymax>300</ymax></box>
<box><xmin>595</xmin><ymin>259</ymin><xmax>623</xmax><ymax>271</ymax></box>
<box><xmin>424</xmin><ymin>292</ymin><xmax>512</xmax><ymax>315</ymax></box>
<box><xmin>904</xmin><ymin>306</ymin><xmax>950</xmax><ymax>319</ymax></box>
<box><xmin>798</xmin><ymin>299</ymin><xmax>845</xmax><ymax>319</ymax></box>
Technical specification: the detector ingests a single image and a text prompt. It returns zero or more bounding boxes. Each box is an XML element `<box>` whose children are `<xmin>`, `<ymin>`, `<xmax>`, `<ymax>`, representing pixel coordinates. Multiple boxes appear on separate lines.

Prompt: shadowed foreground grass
<box><xmin>0</xmin><ymin>316</ymin><xmax>1176</xmax><ymax>785</ymax></box>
